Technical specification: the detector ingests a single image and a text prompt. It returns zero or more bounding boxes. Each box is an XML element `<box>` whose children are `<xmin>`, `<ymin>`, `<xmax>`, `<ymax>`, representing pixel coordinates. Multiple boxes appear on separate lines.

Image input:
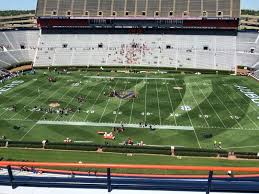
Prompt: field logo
<box><xmin>180</xmin><ymin>106</ymin><xmax>192</xmax><ymax>111</ymax></box>
<box><xmin>234</xmin><ymin>85</ymin><xmax>259</xmax><ymax>107</ymax></box>
<box><xmin>72</xmin><ymin>82</ymin><xmax>80</xmax><ymax>87</ymax></box>
<box><xmin>174</xmin><ymin>87</ymin><xmax>183</xmax><ymax>90</ymax></box>
<box><xmin>0</xmin><ymin>80</ymin><xmax>24</xmax><ymax>95</ymax></box>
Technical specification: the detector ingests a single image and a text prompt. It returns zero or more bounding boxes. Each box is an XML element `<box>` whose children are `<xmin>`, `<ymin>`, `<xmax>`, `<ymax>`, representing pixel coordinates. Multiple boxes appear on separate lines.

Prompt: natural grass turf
<box><xmin>1</xmin><ymin>148</ymin><xmax>259</xmax><ymax>175</ymax></box>
<box><xmin>0</xmin><ymin>70</ymin><xmax>258</xmax><ymax>152</ymax></box>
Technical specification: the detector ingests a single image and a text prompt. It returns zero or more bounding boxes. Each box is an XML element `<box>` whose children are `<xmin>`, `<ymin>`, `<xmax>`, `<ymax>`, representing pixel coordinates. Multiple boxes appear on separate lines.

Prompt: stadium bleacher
<box><xmin>0</xmin><ymin>30</ymin><xmax>39</xmax><ymax>68</ymax></box>
<box><xmin>34</xmin><ymin>33</ymin><xmax>238</xmax><ymax>71</ymax></box>
<box><xmin>0</xmin><ymin>29</ymin><xmax>258</xmax><ymax>72</ymax></box>
<box><xmin>36</xmin><ymin>0</ymin><xmax>240</xmax><ymax>18</ymax></box>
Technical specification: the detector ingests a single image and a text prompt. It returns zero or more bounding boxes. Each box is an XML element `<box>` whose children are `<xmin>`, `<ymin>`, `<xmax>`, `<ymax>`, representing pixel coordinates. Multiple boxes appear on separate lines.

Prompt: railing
<box><xmin>0</xmin><ymin>162</ymin><xmax>259</xmax><ymax>193</ymax></box>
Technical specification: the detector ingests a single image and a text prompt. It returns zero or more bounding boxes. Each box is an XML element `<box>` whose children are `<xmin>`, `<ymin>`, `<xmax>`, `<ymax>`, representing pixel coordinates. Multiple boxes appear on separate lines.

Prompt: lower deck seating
<box><xmin>35</xmin><ymin>34</ymin><xmax>240</xmax><ymax>71</ymax></box>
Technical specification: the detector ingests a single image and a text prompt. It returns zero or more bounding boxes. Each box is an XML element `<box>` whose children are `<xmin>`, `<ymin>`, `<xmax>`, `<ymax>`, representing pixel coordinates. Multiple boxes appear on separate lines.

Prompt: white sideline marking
<box><xmin>83</xmin><ymin>75</ymin><xmax>176</xmax><ymax>81</ymax></box>
<box><xmin>36</xmin><ymin>120</ymin><xmax>194</xmax><ymax>131</ymax></box>
<box><xmin>224</xmin><ymin>144</ymin><xmax>259</xmax><ymax>149</ymax></box>
<box><xmin>255</xmin><ymin>34</ymin><xmax>259</xmax><ymax>44</ymax></box>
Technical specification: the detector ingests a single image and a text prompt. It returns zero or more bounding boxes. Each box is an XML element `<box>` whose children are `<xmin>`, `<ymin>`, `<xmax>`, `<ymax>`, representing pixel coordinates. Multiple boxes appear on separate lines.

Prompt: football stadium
<box><xmin>0</xmin><ymin>0</ymin><xmax>259</xmax><ymax>193</ymax></box>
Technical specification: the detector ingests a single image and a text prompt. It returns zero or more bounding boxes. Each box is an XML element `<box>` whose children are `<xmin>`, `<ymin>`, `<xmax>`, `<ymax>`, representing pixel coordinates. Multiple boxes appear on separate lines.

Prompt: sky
<box><xmin>0</xmin><ymin>0</ymin><xmax>259</xmax><ymax>11</ymax></box>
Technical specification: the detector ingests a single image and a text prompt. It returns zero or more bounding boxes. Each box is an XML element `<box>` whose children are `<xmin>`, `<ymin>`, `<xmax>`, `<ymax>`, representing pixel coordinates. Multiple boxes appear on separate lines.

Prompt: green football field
<box><xmin>0</xmin><ymin>70</ymin><xmax>258</xmax><ymax>151</ymax></box>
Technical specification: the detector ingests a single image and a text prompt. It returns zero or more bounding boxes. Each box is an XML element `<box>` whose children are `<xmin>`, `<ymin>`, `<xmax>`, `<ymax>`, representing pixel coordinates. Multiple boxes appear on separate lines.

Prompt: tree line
<box><xmin>0</xmin><ymin>10</ymin><xmax>35</xmax><ymax>17</ymax></box>
<box><xmin>241</xmin><ymin>9</ymin><xmax>259</xmax><ymax>16</ymax></box>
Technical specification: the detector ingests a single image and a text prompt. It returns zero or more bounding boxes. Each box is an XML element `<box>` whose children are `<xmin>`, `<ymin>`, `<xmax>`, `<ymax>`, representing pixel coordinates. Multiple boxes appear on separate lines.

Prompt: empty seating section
<box><xmin>0</xmin><ymin>30</ymin><xmax>39</xmax><ymax>68</ymax></box>
<box><xmin>203</xmin><ymin>0</ymin><xmax>217</xmax><ymax>17</ymax></box>
<box><xmin>36</xmin><ymin>0</ymin><xmax>240</xmax><ymax>18</ymax></box>
<box><xmin>189</xmin><ymin>0</ymin><xmax>202</xmax><ymax>17</ymax></box>
<box><xmin>35</xmin><ymin>33</ymin><xmax>241</xmax><ymax>71</ymax></box>
<box><xmin>44</xmin><ymin>0</ymin><xmax>58</xmax><ymax>16</ymax></box>
<box><xmin>175</xmin><ymin>0</ymin><xmax>188</xmax><ymax>17</ymax></box>
<box><xmin>160</xmin><ymin>0</ymin><xmax>174</xmax><ymax>17</ymax></box>
<box><xmin>136</xmin><ymin>0</ymin><xmax>146</xmax><ymax>16</ymax></box>
<box><xmin>113</xmin><ymin>0</ymin><xmax>125</xmax><ymax>17</ymax></box>
<box><xmin>218</xmin><ymin>0</ymin><xmax>231</xmax><ymax>16</ymax></box>
<box><xmin>86</xmin><ymin>0</ymin><xmax>98</xmax><ymax>16</ymax></box>
<box><xmin>126</xmin><ymin>0</ymin><xmax>136</xmax><ymax>16</ymax></box>
<box><xmin>99</xmin><ymin>0</ymin><xmax>112</xmax><ymax>16</ymax></box>
<box><xmin>237</xmin><ymin>32</ymin><xmax>259</xmax><ymax>67</ymax></box>
<box><xmin>72</xmin><ymin>0</ymin><xmax>85</xmax><ymax>16</ymax></box>
<box><xmin>58</xmin><ymin>0</ymin><xmax>72</xmax><ymax>16</ymax></box>
<box><xmin>147</xmin><ymin>0</ymin><xmax>159</xmax><ymax>17</ymax></box>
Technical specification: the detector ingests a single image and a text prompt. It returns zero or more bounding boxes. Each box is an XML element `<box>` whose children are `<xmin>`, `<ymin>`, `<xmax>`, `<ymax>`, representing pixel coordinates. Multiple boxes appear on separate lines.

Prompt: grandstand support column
<box><xmin>43</xmin><ymin>0</ymin><xmax>47</xmax><ymax>16</ymax></box>
<box><xmin>107</xmin><ymin>168</ymin><xmax>112</xmax><ymax>192</ymax></box>
<box><xmin>7</xmin><ymin>166</ymin><xmax>16</xmax><ymax>189</ymax></box>
<box><xmin>111</xmin><ymin>0</ymin><xmax>114</xmax><ymax>16</ymax></box>
<box><xmin>173</xmin><ymin>0</ymin><xmax>176</xmax><ymax>14</ymax></box>
<box><xmin>33</xmin><ymin>29</ymin><xmax>41</xmax><ymax>66</ymax></box>
<box><xmin>97</xmin><ymin>0</ymin><xmax>101</xmax><ymax>13</ymax></box>
<box><xmin>230</xmin><ymin>0</ymin><xmax>233</xmax><ymax>17</ymax></box>
<box><xmin>55</xmin><ymin>0</ymin><xmax>59</xmax><ymax>15</ymax></box>
<box><xmin>124</xmin><ymin>0</ymin><xmax>127</xmax><ymax>15</ymax></box>
<box><xmin>158</xmin><ymin>0</ymin><xmax>161</xmax><ymax>14</ymax></box>
<box><xmin>187</xmin><ymin>0</ymin><xmax>190</xmax><ymax>13</ymax></box>
<box><xmin>145</xmin><ymin>0</ymin><xmax>148</xmax><ymax>14</ymax></box>
<box><xmin>216</xmin><ymin>0</ymin><xmax>219</xmax><ymax>16</ymax></box>
<box><xmin>134</xmin><ymin>0</ymin><xmax>137</xmax><ymax>16</ymax></box>
<box><xmin>57</xmin><ymin>0</ymin><xmax>61</xmax><ymax>15</ymax></box>
<box><xmin>71</xmin><ymin>0</ymin><xmax>75</xmax><ymax>15</ymax></box>
<box><xmin>206</xmin><ymin>171</ymin><xmax>214</xmax><ymax>194</ymax></box>
<box><xmin>83</xmin><ymin>0</ymin><xmax>87</xmax><ymax>16</ymax></box>
<box><xmin>201</xmin><ymin>0</ymin><xmax>203</xmax><ymax>16</ymax></box>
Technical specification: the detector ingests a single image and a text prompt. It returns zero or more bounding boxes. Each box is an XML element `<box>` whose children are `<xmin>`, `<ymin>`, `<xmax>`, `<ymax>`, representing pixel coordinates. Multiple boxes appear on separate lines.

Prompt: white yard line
<box><xmin>155</xmin><ymin>80</ymin><xmax>162</xmax><ymax>125</ymax></box>
<box><xmin>9</xmin><ymin>81</ymin><xmax>57</xmax><ymax>119</ymax></box>
<box><xmin>165</xmin><ymin>83</ymin><xmax>177</xmax><ymax>126</ymax></box>
<box><xmin>210</xmin><ymin>86</ymin><xmax>243</xmax><ymax>129</ymax></box>
<box><xmin>0</xmin><ymin>79</ymin><xmax>49</xmax><ymax>117</ymax></box>
<box><xmin>19</xmin><ymin>83</ymin><xmax>76</xmax><ymax>140</ymax></box>
<box><xmin>173</xmin><ymin>80</ymin><xmax>193</xmax><ymax>127</ymax></box>
<box><xmin>217</xmin><ymin>84</ymin><xmax>258</xmax><ymax>129</ymax></box>
<box><xmin>83</xmin><ymin>75</ymin><xmax>176</xmax><ymax>81</ymax></box>
<box><xmin>173</xmin><ymin>78</ymin><xmax>201</xmax><ymax>148</ymax></box>
<box><xmin>84</xmin><ymin>82</ymin><xmax>109</xmax><ymax>122</ymax></box>
<box><xmin>36</xmin><ymin>120</ymin><xmax>194</xmax><ymax>131</ymax></box>
<box><xmin>193</xmin><ymin>80</ymin><xmax>227</xmax><ymax>128</ymax></box>
<box><xmin>113</xmin><ymin>79</ymin><xmax>128</xmax><ymax>123</ymax></box>
<box><xmin>129</xmin><ymin>79</ymin><xmax>138</xmax><ymax>124</ymax></box>
<box><xmin>19</xmin><ymin>122</ymin><xmax>38</xmax><ymax>141</ymax></box>
<box><xmin>255</xmin><ymin>34</ymin><xmax>259</xmax><ymax>44</ymax></box>
<box><xmin>24</xmin><ymin>82</ymin><xmax>74</xmax><ymax>120</ymax></box>
<box><xmin>54</xmin><ymin>80</ymin><xmax>87</xmax><ymax>121</ymax></box>
<box><xmin>186</xmin><ymin>81</ymin><xmax>210</xmax><ymax>128</ymax></box>
<box><xmin>224</xmin><ymin>144</ymin><xmax>259</xmax><ymax>149</ymax></box>
<box><xmin>99</xmin><ymin>79</ymin><xmax>120</xmax><ymax>122</ymax></box>
<box><xmin>144</xmin><ymin>77</ymin><xmax>148</xmax><ymax>123</ymax></box>
<box><xmin>69</xmin><ymin>81</ymin><xmax>99</xmax><ymax>121</ymax></box>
